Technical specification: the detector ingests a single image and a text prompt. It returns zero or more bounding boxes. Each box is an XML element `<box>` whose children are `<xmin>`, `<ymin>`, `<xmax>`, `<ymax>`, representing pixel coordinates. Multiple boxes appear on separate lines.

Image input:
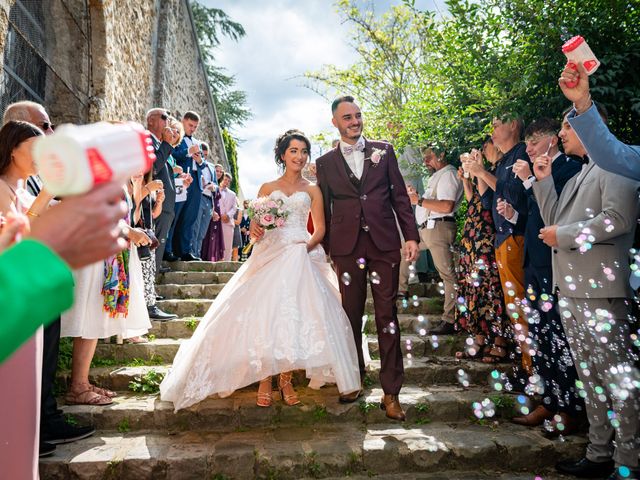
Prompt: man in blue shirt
<box><xmin>468</xmin><ymin>115</ymin><xmax>532</xmax><ymax>373</ymax></box>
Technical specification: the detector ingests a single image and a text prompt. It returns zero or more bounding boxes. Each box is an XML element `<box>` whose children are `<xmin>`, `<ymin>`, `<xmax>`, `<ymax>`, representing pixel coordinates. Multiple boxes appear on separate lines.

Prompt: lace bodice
<box><xmin>259</xmin><ymin>190</ymin><xmax>312</xmax><ymax>245</ymax></box>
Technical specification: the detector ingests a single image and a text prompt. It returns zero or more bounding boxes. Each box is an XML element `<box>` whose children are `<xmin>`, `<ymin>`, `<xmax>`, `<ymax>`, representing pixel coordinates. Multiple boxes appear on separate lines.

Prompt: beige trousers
<box><xmin>419</xmin><ymin>221</ymin><xmax>457</xmax><ymax>322</ymax></box>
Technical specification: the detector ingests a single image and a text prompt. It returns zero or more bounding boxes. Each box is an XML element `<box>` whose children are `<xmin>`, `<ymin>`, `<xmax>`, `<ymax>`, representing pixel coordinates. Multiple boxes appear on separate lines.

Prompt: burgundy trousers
<box><xmin>332</xmin><ymin>230</ymin><xmax>404</xmax><ymax>394</ymax></box>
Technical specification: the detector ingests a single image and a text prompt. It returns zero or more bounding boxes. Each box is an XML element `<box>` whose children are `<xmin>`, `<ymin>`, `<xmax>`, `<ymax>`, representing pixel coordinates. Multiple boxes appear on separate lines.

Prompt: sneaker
<box><xmin>41</xmin><ymin>418</ymin><xmax>95</xmax><ymax>445</ymax></box>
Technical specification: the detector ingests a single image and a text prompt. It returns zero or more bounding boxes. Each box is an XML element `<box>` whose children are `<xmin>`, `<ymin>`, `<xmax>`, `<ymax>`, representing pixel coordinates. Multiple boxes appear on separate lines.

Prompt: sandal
<box><xmin>455</xmin><ymin>334</ymin><xmax>486</xmax><ymax>360</ymax></box>
<box><xmin>278</xmin><ymin>372</ymin><xmax>301</xmax><ymax>406</ymax></box>
<box><xmin>124</xmin><ymin>336</ymin><xmax>148</xmax><ymax>344</ymax></box>
<box><xmin>256</xmin><ymin>377</ymin><xmax>273</xmax><ymax>407</ymax></box>
<box><xmin>65</xmin><ymin>387</ymin><xmax>113</xmax><ymax>406</ymax></box>
<box><xmin>90</xmin><ymin>384</ymin><xmax>117</xmax><ymax>398</ymax></box>
<box><xmin>481</xmin><ymin>338</ymin><xmax>510</xmax><ymax>364</ymax></box>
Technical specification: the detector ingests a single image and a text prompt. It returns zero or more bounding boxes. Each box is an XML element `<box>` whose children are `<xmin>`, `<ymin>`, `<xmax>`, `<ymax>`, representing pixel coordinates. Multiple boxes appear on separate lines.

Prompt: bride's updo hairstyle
<box><xmin>274</xmin><ymin>129</ymin><xmax>311</xmax><ymax>170</ymax></box>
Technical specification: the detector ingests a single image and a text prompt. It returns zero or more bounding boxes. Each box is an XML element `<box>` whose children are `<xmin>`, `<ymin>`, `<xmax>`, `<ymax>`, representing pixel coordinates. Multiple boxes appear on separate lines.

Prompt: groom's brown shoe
<box><xmin>339</xmin><ymin>388</ymin><xmax>363</xmax><ymax>404</ymax></box>
<box><xmin>380</xmin><ymin>394</ymin><xmax>405</xmax><ymax>421</ymax></box>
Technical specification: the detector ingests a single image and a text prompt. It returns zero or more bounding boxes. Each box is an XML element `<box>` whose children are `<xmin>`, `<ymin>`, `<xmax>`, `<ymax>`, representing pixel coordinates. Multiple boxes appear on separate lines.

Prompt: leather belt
<box><xmin>418</xmin><ymin>217</ymin><xmax>455</xmax><ymax>229</ymax></box>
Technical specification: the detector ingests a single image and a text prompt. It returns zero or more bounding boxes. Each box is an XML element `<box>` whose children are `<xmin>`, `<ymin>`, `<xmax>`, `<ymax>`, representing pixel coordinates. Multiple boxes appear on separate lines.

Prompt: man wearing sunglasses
<box><xmin>146</xmin><ymin>108</ymin><xmax>182</xmax><ymax>271</ymax></box>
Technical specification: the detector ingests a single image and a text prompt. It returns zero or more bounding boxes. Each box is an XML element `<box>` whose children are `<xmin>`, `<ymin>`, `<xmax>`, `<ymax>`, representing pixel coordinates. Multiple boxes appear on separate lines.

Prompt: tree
<box><xmin>191</xmin><ymin>1</ymin><xmax>251</xmax><ymax>130</ymax></box>
<box><xmin>306</xmin><ymin>0</ymin><xmax>640</xmax><ymax>160</ymax></box>
<box><xmin>222</xmin><ymin>129</ymin><xmax>239</xmax><ymax>193</ymax></box>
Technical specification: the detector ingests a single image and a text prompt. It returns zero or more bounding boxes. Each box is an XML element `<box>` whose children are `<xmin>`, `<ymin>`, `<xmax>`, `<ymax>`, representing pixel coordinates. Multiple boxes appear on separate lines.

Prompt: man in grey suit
<box><xmin>559</xmin><ymin>62</ymin><xmax>640</xmax><ymax>181</ymax></box>
<box><xmin>532</xmin><ymin>105</ymin><xmax>640</xmax><ymax>480</ymax></box>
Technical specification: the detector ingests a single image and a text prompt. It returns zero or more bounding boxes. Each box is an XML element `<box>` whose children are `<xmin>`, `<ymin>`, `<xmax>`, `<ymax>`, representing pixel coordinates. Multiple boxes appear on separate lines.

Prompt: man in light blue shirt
<box><xmin>560</xmin><ymin>62</ymin><xmax>640</xmax><ymax>180</ymax></box>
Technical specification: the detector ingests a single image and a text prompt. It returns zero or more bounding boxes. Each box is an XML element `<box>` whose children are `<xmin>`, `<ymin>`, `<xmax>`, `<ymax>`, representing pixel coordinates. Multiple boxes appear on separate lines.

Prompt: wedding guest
<box><xmin>406</xmin><ymin>145</ymin><xmax>462</xmax><ymax>334</ymax></box>
<box><xmin>240</xmin><ymin>199</ymin><xmax>251</xmax><ymax>255</ymax></box>
<box><xmin>201</xmin><ymin>164</ymin><xmax>225</xmax><ymax>262</ymax></box>
<box><xmin>559</xmin><ymin>62</ymin><xmax>640</xmax><ymax>180</ymax></box>
<box><xmin>170</xmin><ymin>111</ymin><xmax>205</xmax><ymax>261</ymax></box>
<box><xmin>532</xmin><ymin>106</ymin><xmax>640</xmax><ymax>480</ymax></box>
<box><xmin>192</xmin><ymin>142</ymin><xmax>218</xmax><ymax>257</ymax></box>
<box><xmin>467</xmin><ymin>116</ymin><xmax>532</xmax><ymax>374</ymax></box>
<box><xmin>455</xmin><ymin>139</ymin><xmax>510</xmax><ymax>362</ymax></box>
<box><xmin>219</xmin><ymin>172</ymin><xmax>238</xmax><ymax>262</ymax></box>
<box><xmin>60</xmin><ymin>182</ymin><xmax>152</xmax><ymax>406</ymax></box>
<box><xmin>0</xmin><ymin>181</ymin><xmax>127</xmax><ymax>479</ymax></box>
<box><xmin>508</xmin><ymin>118</ymin><xmax>583</xmax><ymax>436</ymax></box>
<box><xmin>146</xmin><ymin>108</ymin><xmax>181</xmax><ymax>269</ymax></box>
<box><xmin>232</xmin><ymin>204</ymin><xmax>243</xmax><ymax>261</ymax></box>
<box><xmin>2</xmin><ymin>102</ymin><xmax>96</xmax><ymax>453</ymax></box>
<box><xmin>132</xmin><ymin>172</ymin><xmax>177</xmax><ymax>321</ymax></box>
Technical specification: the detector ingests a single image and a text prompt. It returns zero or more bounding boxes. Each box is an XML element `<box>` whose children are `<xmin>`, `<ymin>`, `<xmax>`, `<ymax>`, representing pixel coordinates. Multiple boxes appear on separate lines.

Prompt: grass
<box><xmin>117</xmin><ymin>418</ymin><xmax>130</xmax><ymax>433</ymax></box>
<box><xmin>305</xmin><ymin>451</ymin><xmax>324</xmax><ymax>478</ymax></box>
<box><xmin>185</xmin><ymin>317</ymin><xmax>199</xmax><ymax>331</ymax></box>
<box><xmin>128</xmin><ymin>369</ymin><xmax>165</xmax><ymax>394</ymax></box>
<box><xmin>358</xmin><ymin>401</ymin><xmax>378</xmax><ymax>415</ymax></box>
<box><xmin>312</xmin><ymin>405</ymin><xmax>328</xmax><ymax>422</ymax></box>
<box><xmin>488</xmin><ymin>393</ymin><xmax>516</xmax><ymax>418</ymax></box>
<box><xmin>126</xmin><ymin>354</ymin><xmax>165</xmax><ymax>367</ymax></box>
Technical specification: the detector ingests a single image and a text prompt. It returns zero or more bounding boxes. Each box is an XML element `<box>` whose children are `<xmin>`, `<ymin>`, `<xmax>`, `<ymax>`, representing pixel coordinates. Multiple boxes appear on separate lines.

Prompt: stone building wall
<box><xmin>0</xmin><ymin>0</ymin><xmax>228</xmax><ymax>168</ymax></box>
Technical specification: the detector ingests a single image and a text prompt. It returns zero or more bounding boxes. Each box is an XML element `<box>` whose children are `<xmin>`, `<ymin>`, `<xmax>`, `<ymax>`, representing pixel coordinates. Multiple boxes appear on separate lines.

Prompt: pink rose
<box><xmin>261</xmin><ymin>214</ymin><xmax>275</xmax><ymax>226</ymax></box>
<box><xmin>371</xmin><ymin>151</ymin><xmax>381</xmax><ymax>164</ymax></box>
<box><xmin>275</xmin><ymin>217</ymin><xmax>285</xmax><ymax>228</ymax></box>
<box><xmin>267</xmin><ymin>200</ymin><xmax>278</xmax><ymax>209</ymax></box>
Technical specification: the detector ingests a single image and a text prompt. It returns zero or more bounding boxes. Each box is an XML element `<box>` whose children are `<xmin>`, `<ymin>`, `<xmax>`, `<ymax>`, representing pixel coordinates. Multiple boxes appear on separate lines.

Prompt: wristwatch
<box><xmin>418</xmin><ymin>198</ymin><xmax>424</xmax><ymax>208</ymax></box>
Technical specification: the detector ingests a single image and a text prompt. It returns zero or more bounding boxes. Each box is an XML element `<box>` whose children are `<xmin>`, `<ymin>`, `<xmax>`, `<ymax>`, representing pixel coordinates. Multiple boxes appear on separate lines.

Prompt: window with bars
<box><xmin>0</xmin><ymin>0</ymin><xmax>90</xmax><ymax>122</ymax></box>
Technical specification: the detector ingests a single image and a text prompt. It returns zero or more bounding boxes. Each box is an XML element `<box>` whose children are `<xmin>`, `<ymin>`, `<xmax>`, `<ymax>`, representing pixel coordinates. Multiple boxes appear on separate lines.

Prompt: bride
<box><xmin>160</xmin><ymin>129</ymin><xmax>361</xmax><ymax>410</ymax></box>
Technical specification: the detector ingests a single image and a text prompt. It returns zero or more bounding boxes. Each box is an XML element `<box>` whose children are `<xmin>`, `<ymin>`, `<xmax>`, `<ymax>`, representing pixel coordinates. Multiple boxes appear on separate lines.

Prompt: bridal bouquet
<box><xmin>242</xmin><ymin>197</ymin><xmax>289</xmax><ymax>254</ymax></box>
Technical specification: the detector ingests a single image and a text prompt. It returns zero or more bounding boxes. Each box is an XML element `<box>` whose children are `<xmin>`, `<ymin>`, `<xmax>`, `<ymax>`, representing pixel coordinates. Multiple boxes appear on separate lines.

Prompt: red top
<box><xmin>562</xmin><ymin>35</ymin><xmax>585</xmax><ymax>53</ymax></box>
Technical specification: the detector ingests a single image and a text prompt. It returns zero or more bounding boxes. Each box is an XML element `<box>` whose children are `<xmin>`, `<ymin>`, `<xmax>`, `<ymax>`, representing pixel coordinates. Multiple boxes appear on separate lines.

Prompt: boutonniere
<box><xmin>367</xmin><ymin>147</ymin><xmax>387</xmax><ymax>167</ymax></box>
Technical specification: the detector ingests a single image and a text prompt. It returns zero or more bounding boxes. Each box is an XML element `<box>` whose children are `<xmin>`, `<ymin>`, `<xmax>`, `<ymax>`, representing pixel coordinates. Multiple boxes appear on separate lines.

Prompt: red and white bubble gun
<box><xmin>33</xmin><ymin>122</ymin><xmax>156</xmax><ymax>196</ymax></box>
<box><xmin>561</xmin><ymin>35</ymin><xmax>600</xmax><ymax>88</ymax></box>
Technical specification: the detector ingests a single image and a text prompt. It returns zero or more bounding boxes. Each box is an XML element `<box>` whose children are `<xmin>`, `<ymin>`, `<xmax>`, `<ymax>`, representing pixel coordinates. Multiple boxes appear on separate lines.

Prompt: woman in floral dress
<box><xmin>455</xmin><ymin>139</ymin><xmax>510</xmax><ymax>362</ymax></box>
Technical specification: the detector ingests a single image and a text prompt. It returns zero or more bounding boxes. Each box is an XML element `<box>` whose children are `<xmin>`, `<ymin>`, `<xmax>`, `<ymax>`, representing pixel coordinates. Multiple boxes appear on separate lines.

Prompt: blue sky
<box><xmin>204</xmin><ymin>0</ymin><xmax>447</xmax><ymax>198</ymax></box>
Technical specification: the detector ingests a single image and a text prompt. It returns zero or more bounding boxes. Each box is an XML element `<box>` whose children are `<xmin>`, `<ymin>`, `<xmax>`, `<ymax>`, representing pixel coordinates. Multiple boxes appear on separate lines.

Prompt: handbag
<box><xmin>137</xmin><ymin>197</ymin><xmax>159</xmax><ymax>259</ymax></box>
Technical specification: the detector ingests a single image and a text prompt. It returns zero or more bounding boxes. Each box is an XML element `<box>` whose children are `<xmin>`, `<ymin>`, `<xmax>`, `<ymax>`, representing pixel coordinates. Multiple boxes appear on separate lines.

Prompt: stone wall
<box><xmin>0</xmin><ymin>0</ymin><xmax>228</xmax><ymax>168</ymax></box>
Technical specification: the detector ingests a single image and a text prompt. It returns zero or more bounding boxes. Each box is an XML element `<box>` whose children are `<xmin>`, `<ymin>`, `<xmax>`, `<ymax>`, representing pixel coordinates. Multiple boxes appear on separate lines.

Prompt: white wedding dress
<box><xmin>160</xmin><ymin>190</ymin><xmax>361</xmax><ymax>411</ymax></box>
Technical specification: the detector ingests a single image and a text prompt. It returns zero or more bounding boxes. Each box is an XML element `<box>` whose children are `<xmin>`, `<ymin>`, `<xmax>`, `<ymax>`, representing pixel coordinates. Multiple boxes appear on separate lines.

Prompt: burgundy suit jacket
<box><xmin>316</xmin><ymin>139</ymin><xmax>419</xmax><ymax>257</ymax></box>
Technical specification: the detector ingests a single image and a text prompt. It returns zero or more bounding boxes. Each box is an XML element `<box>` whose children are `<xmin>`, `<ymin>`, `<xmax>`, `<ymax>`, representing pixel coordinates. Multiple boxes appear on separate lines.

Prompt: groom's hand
<box><xmin>404</xmin><ymin>240</ymin><xmax>419</xmax><ymax>262</ymax></box>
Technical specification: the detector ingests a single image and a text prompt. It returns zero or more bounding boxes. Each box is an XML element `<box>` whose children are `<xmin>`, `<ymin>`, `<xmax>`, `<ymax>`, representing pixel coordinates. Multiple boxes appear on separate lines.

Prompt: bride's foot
<box><xmin>256</xmin><ymin>377</ymin><xmax>272</xmax><ymax>407</ymax></box>
<box><xmin>278</xmin><ymin>372</ymin><xmax>300</xmax><ymax>406</ymax></box>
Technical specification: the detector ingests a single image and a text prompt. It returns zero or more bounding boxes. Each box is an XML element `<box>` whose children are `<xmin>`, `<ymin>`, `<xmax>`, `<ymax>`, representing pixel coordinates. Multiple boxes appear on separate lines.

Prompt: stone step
<box><xmin>93</xmin><ymin>333</ymin><xmax>466</xmax><ymax>364</ymax></box>
<box><xmin>60</xmin><ymin>358</ymin><xmax>514</xmax><ymax>392</ymax></box>
<box><xmin>156</xmin><ymin>296</ymin><xmax>444</xmax><ymax>317</ymax></box>
<box><xmin>59</xmin><ymin>385</ymin><xmax>508</xmax><ymax>433</ymax></box>
<box><xmin>39</xmin><ymin>422</ymin><xmax>586</xmax><ymax>479</ymax></box>
<box><xmin>155</xmin><ymin>283</ymin><xmax>225</xmax><ymax>300</ymax></box>
<box><xmin>303</xmin><ymin>473</ymin><xmax>573</xmax><ymax>480</ymax></box>
<box><xmin>149</xmin><ymin>314</ymin><xmax>446</xmax><ymax>339</ymax></box>
<box><xmin>162</xmin><ymin>260</ymin><xmax>242</xmax><ymax>272</ymax></box>
<box><xmin>155</xmin><ymin>282</ymin><xmax>441</xmax><ymax>301</ymax></box>
<box><xmin>157</xmin><ymin>271</ymin><xmax>234</xmax><ymax>285</ymax></box>
<box><xmin>368</xmin><ymin>334</ymin><xmax>467</xmax><ymax>359</ymax></box>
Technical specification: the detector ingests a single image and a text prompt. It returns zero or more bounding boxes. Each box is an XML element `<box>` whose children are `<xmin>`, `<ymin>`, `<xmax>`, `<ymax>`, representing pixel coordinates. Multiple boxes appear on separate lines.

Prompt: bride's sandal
<box><xmin>256</xmin><ymin>377</ymin><xmax>273</xmax><ymax>407</ymax></box>
<box><xmin>278</xmin><ymin>372</ymin><xmax>301</xmax><ymax>406</ymax></box>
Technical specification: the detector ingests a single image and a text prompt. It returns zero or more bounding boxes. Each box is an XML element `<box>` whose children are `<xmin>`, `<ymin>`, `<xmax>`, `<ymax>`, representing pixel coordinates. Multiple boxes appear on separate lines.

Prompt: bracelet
<box><xmin>574</xmin><ymin>95</ymin><xmax>592</xmax><ymax>115</ymax></box>
<box><xmin>26</xmin><ymin>210</ymin><xmax>39</xmax><ymax>218</ymax></box>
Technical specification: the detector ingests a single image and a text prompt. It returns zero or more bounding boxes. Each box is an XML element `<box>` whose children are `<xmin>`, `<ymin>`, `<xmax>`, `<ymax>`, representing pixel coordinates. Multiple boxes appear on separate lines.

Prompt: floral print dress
<box><xmin>455</xmin><ymin>182</ymin><xmax>509</xmax><ymax>340</ymax></box>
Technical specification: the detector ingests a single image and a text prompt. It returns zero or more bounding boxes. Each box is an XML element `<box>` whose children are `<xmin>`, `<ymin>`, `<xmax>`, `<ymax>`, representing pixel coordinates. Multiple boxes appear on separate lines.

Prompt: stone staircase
<box><xmin>42</xmin><ymin>261</ymin><xmax>583</xmax><ymax>479</ymax></box>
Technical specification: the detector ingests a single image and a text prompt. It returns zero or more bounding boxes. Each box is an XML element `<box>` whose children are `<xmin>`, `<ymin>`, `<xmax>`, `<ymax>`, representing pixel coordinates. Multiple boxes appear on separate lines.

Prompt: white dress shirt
<box><xmin>340</xmin><ymin>136</ymin><xmax>366</xmax><ymax>179</ymax></box>
<box><xmin>415</xmin><ymin>165</ymin><xmax>462</xmax><ymax>224</ymax></box>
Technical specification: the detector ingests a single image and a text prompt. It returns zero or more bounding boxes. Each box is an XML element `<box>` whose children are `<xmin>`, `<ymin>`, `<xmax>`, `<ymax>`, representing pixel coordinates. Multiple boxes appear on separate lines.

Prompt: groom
<box><xmin>316</xmin><ymin>96</ymin><xmax>419</xmax><ymax>421</ymax></box>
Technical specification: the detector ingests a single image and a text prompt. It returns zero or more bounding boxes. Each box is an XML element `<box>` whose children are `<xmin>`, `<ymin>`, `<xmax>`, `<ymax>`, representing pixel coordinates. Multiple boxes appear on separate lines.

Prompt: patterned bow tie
<box><xmin>341</xmin><ymin>142</ymin><xmax>364</xmax><ymax>156</ymax></box>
